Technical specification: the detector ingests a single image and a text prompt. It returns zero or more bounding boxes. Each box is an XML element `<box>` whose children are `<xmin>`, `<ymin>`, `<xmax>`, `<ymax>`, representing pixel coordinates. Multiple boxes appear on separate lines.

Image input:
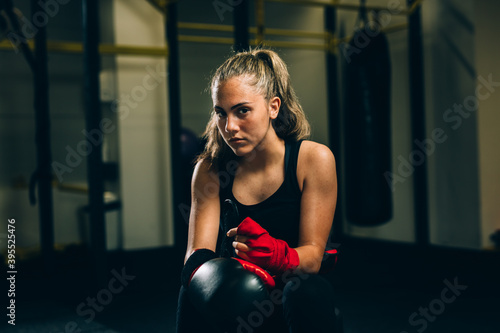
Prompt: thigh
<box><xmin>282</xmin><ymin>274</ymin><xmax>337</xmax><ymax>332</ymax></box>
<box><xmin>283</xmin><ymin>273</ymin><xmax>335</xmax><ymax>303</ymax></box>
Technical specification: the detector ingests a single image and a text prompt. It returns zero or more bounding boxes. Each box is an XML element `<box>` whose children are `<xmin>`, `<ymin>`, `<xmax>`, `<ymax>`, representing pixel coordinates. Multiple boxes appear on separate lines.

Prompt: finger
<box><xmin>232</xmin><ymin>241</ymin><xmax>250</xmax><ymax>252</ymax></box>
<box><xmin>234</xmin><ymin>235</ymin><xmax>249</xmax><ymax>243</ymax></box>
<box><xmin>235</xmin><ymin>250</ymin><xmax>251</xmax><ymax>262</ymax></box>
<box><xmin>227</xmin><ymin>228</ymin><xmax>238</xmax><ymax>237</ymax></box>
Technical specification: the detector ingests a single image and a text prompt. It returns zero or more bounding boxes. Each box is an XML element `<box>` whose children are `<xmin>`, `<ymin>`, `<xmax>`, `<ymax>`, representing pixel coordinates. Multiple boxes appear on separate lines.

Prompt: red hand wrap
<box><xmin>236</xmin><ymin>217</ymin><xmax>299</xmax><ymax>275</ymax></box>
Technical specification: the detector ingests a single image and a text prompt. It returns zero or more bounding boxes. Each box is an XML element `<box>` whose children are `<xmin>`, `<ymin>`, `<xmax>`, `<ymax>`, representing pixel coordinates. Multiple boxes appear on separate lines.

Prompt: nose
<box><xmin>225</xmin><ymin>114</ymin><xmax>239</xmax><ymax>134</ymax></box>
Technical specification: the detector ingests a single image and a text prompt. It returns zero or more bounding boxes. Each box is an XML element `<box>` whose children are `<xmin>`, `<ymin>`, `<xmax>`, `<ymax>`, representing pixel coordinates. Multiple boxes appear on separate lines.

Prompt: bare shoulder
<box><xmin>299</xmin><ymin>140</ymin><xmax>336</xmax><ymax>168</ymax></box>
<box><xmin>297</xmin><ymin>140</ymin><xmax>336</xmax><ymax>187</ymax></box>
<box><xmin>192</xmin><ymin>159</ymin><xmax>219</xmax><ymax>199</ymax></box>
<box><xmin>193</xmin><ymin>158</ymin><xmax>215</xmax><ymax>180</ymax></box>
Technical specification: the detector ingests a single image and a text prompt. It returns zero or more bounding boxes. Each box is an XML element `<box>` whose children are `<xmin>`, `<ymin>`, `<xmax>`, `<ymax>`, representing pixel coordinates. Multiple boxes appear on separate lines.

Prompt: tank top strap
<box><xmin>285</xmin><ymin>139</ymin><xmax>303</xmax><ymax>194</ymax></box>
<box><xmin>284</xmin><ymin>140</ymin><xmax>292</xmax><ymax>174</ymax></box>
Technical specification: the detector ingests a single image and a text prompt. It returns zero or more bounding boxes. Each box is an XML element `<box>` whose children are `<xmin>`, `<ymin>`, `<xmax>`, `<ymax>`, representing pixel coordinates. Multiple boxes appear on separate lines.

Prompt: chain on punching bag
<box><xmin>343</xmin><ymin>14</ymin><xmax>393</xmax><ymax>226</ymax></box>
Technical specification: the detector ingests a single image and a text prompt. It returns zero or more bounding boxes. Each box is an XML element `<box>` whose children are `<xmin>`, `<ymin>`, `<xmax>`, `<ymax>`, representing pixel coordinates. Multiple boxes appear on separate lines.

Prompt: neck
<box><xmin>240</xmin><ymin>129</ymin><xmax>285</xmax><ymax>171</ymax></box>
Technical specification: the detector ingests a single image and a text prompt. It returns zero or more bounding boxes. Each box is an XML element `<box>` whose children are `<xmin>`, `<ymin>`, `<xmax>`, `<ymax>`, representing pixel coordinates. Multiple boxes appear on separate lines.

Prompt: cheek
<box><xmin>254</xmin><ymin>111</ymin><xmax>271</xmax><ymax>129</ymax></box>
<box><xmin>216</xmin><ymin>117</ymin><xmax>225</xmax><ymax>131</ymax></box>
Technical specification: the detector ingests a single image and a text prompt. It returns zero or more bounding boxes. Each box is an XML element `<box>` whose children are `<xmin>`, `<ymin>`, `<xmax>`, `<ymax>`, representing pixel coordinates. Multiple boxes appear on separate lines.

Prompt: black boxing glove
<box><xmin>188</xmin><ymin>258</ymin><xmax>271</xmax><ymax>332</ymax></box>
<box><xmin>181</xmin><ymin>248</ymin><xmax>217</xmax><ymax>289</ymax></box>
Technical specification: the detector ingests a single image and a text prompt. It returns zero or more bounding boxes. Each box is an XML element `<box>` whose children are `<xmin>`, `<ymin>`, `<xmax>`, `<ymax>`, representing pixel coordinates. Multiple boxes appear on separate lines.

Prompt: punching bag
<box><xmin>344</xmin><ymin>25</ymin><xmax>392</xmax><ymax>226</ymax></box>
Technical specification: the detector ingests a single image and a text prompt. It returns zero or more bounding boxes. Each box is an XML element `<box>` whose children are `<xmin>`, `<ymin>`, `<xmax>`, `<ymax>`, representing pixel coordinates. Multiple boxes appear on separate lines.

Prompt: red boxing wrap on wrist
<box><xmin>236</xmin><ymin>217</ymin><xmax>300</xmax><ymax>274</ymax></box>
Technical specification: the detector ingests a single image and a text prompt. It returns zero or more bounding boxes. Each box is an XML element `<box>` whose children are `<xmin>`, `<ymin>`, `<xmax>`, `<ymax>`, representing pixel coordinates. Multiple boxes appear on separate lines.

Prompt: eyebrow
<box><xmin>214</xmin><ymin>102</ymin><xmax>250</xmax><ymax>111</ymax></box>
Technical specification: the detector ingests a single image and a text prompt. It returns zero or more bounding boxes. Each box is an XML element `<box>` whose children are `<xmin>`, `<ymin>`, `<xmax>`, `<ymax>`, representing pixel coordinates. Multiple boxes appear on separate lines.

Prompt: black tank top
<box><xmin>218</xmin><ymin>140</ymin><xmax>303</xmax><ymax>258</ymax></box>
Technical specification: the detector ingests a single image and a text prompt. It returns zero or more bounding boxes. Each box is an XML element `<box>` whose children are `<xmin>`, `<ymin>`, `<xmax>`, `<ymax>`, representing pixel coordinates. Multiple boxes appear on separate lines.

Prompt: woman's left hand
<box><xmin>227</xmin><ymin>227</ymin><xmax>251</xmax><ymax>257</ymax></box>
<box><xmin>226</xmin><ymin>217</ymin><xmax>299</xmax><ymax>274</ymax></box>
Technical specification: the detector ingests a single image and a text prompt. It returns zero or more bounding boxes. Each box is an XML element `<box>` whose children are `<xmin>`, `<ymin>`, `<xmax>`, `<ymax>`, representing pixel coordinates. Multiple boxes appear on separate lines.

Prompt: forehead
<box><xmin>212</xmin><ymin>76</ymin><xmax>262</xmax><ymax>104</ymax></box>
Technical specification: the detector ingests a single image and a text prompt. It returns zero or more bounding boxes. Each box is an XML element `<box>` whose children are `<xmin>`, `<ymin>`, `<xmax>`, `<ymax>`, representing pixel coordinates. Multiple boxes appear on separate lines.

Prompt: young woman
<box><xmin>177</xmin><ymin>48</ymin><xmax>338</xmax><ymax>333</ymax></box>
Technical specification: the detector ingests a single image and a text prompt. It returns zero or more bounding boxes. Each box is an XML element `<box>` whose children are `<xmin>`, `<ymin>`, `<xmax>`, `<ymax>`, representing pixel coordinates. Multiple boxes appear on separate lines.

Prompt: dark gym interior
<box><xmin>1</xmin><ymin>0</ymin><xmax>499</xmax><ymax>332</ymax></box>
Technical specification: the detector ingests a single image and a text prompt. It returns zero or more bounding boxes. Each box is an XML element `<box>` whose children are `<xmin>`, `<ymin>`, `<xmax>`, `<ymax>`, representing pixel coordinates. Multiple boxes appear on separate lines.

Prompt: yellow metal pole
<box><xmin>178</xmin><ymin>35</ymin><xmax>234</xmax><ymax>45</ymax></box>
<box><xmin>262</xmin><ymin>27</ymin><xmax>327</xmax><ymax>39</ymax></box>
<box><xmin>178</xmin><ymin>22</ymin><xmax>233</xmax><ymax>32</ymax></box>
<box><xmin>0</xmin><ymin>40</ymin><xmax>168</xmax><ymax>56</ymax></box>
<box><xmin>333</xmin><ymin>22</ymin><xmax>408</xmax><ymax>47</ymax></box>
<box><xmin>251</xmin><ymin>39</ymin><xmax>327</xmax><ymax>51</ymax></box>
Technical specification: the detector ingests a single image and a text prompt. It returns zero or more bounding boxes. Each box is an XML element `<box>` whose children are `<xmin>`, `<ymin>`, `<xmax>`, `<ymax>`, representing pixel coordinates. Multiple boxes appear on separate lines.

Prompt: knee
<box><xmin>281</xmin><ymin>275</ymin><xmax>341</xmax><ymax>332</ymax></box>
<box><xmin>282</xmin><ymin>274</ymin><xmax>334</xmax><ymax>306</ymax></box>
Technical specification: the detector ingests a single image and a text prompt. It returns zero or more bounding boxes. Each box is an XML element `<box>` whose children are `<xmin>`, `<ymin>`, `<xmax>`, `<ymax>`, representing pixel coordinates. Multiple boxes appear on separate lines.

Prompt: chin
<box><xmin>231</xmin><ymin>147</ymin><xmax>249</xmax><ymax>157</ymax></box>
<box><xmin>229</xmin><ymin>143</ymin><xmax>254</xmax><ymax>157</ymax></box>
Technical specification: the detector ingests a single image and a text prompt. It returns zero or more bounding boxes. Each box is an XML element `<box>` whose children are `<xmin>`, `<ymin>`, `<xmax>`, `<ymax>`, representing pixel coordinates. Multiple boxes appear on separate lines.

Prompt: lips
<box><xmin>229</xmin><ymin>138</ymin><xmax>244</xmax><ymax>143</ymax></box>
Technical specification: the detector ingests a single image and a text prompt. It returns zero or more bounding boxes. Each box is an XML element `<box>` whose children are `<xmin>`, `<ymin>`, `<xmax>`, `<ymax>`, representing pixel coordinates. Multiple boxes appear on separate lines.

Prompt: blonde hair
<box><xmin>198</xmin><ymin>48</ymin><xmax>310</xmax><ymax>168</ymax></box>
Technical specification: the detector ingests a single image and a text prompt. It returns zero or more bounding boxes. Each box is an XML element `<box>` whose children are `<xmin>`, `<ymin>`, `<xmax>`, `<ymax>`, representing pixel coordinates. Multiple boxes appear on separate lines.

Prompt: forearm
<box><xmin>185</xmin><ymin>229</ymin><xmax>218</xmax><ymax>264</ymax></box>
<box><xmin>294</xmin><ymin>245</ymin><xmax>324</xmax><ymax>274</ymax></box>
<box><xmin>185</xmin><ymin>159</ymin><xmax>221</xmax><ymax>263</ymax></box>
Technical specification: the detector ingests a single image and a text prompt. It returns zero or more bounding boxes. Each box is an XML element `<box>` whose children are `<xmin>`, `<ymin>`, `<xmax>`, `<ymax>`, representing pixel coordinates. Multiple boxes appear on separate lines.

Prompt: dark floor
<box><xmin>2</xmin><ymin>237</ymin><xmax>499</xmax><ymax>333</ymax></box>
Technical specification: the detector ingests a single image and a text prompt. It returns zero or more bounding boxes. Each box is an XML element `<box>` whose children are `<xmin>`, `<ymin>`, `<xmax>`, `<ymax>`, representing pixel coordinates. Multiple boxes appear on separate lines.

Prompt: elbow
<box><xmin>298</xmin><ymin>256</ymin><xmax>322</xmax><ymax>274</ymax></box>
<box><xmin>295</xmin><ymin>245</ymin><xmax>325</xmax><ymax>274</ymax></box>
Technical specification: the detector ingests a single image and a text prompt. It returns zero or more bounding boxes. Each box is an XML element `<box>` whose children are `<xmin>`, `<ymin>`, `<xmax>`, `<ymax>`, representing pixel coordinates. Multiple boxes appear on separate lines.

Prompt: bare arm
<box><xmin>294</xmin><ymin>142</ymin><xmax>337</xmax><ymax>273</ymax></box>
<box><xmin>184</xmin><ymin>160</ymin><xmax>221</xmax><ymax>264</ymax></box>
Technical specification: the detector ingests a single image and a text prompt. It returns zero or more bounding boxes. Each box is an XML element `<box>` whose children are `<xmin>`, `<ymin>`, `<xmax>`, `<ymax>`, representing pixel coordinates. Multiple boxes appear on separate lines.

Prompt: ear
<box><xmin>268</xmin><ymin>96</ymin><xmax>281</xmax><ymax>120</ymax></box>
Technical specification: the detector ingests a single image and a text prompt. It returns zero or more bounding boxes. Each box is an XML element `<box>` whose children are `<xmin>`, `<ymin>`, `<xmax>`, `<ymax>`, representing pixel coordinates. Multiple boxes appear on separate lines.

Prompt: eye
<box><xmin>215</xmin><ymin>110</ymin><xmax>226</xmax><ymax>118</ymax></box>
<box><xmin>238</xmin><ymin>108</ymin><xmax>250</xmax><ymax>115</ymax></box>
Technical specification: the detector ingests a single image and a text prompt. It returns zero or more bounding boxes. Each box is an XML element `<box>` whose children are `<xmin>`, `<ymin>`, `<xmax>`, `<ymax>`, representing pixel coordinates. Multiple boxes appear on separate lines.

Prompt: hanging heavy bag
<box><xmin>343</xmin><ymin>20</ymin><xmax>393</xmax><ymax>226</ymax></box>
